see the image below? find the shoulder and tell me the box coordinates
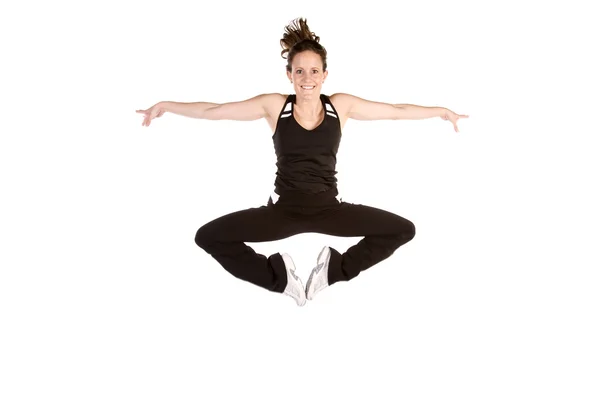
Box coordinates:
[328,93,356,118]
[263,93,291,117]
[258,92,288,105]
[329,92,355,105]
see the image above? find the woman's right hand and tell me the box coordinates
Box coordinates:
[136,103,166,127]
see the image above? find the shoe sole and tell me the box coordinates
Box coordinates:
[306,246,330,300]
[281,253,306,306]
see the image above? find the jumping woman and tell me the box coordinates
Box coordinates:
[136,17,468,306]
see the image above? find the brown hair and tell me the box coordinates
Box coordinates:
[280,17,328,73]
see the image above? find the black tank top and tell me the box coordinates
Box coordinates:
[272,94,342,195]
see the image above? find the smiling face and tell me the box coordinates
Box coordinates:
[287,50,328,98]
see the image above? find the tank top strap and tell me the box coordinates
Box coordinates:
[278,93,338,120]
[322,94,339,120]
[278,94,294,120]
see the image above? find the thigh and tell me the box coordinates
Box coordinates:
[307,201,415,237]
[195,203,305,243]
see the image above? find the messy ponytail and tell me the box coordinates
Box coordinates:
[280,17,328,73]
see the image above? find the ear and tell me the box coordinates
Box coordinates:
[287,70,292,82]
[323,70,328,81]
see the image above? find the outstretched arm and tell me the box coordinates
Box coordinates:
[136,94,275,127]
[333,93,469,132]
[395,103,469,132]
[393,103,445,120]
[136,101,219,127]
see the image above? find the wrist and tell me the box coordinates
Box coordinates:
[158,101,170,111]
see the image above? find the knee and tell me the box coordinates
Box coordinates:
[397,220,416,243]
[194,225,212,249]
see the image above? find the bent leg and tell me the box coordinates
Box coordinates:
[195,204,304,293]
[308,202,416,284]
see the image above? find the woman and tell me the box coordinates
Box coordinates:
[136,17,468,306]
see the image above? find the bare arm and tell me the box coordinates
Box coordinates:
[159,101,219,119]
[137,94,276,127]
[392,103,445,120]
[333,93,444,120]
[329,93,467,132]
[160,93,274,121]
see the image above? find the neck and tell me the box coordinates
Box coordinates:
[294,93,322,117]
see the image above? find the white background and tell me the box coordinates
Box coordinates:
[1,0,599,399]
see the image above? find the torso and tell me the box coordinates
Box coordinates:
[264,93,349,134]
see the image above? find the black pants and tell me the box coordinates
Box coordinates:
[194,187,416,293]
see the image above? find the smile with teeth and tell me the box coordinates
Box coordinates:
[301,85,315,90]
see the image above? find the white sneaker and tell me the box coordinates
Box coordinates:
[281,253,307,306]
[306,246,330,300]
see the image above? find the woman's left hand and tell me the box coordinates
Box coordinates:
[441,108,469,132]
